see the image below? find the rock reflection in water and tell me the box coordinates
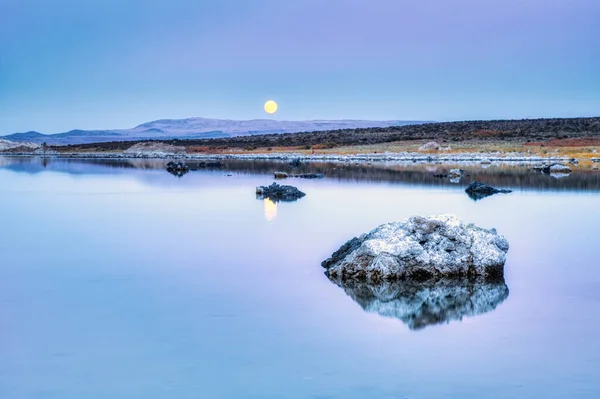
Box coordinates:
[332,277,509,330]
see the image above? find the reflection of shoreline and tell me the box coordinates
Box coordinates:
[2,156,600,191]
[263,198,277,221]
[332,277,509,330]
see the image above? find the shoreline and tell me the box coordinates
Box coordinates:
[0,151,580,164]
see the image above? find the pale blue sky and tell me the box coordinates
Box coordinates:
[1,0,599,134]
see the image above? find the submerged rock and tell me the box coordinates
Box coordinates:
[322,215,509,282]
[333,277,509,330]
[465,181,512,201]
[256,182,306,202]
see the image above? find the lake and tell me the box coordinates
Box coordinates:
[1,156,599,399]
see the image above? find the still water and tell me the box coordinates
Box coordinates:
[1,157,599,398]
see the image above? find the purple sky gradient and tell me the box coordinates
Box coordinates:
[1,0,599,133]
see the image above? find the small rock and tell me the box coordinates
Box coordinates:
[166,161,190,177]
[449,169,464,178]
[292,173,324,179]
[541,164,572,174]
[256,182,306,202]
[274,172,289,179]
[465,181,512,201]
[569,158,579,165]
[591,158,600,163]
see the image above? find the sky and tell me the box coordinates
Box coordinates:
[1,0,599,134]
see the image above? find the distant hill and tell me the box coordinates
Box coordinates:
[50,116,600,153]
[1,118,430,145]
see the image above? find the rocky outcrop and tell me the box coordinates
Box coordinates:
[334,277,509,330]
[256,182,306,202]
[0,139,40,152]
[124,142,187,157]
[418,142,441,151]
[465,181,512,201]
[322,215,509,282]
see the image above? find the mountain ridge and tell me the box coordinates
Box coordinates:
[2,117,430,145]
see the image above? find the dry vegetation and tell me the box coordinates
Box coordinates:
[50,117,600,159]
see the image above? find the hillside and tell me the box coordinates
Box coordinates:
[54,117,600,152]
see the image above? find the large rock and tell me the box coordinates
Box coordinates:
[465,181,512,201]
[322,215,509,282]
[256,182,306,202]
[334,277,509,330]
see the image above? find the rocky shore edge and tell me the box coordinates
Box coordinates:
[0,150,578,165]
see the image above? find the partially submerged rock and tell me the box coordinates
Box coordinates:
[334,276,509,330]
[293,173,324,179]
[541,163,572,175]
[166,161,189,177]
[274,172,323,179]
[256,182,306,202]
[449,168,464,178]
[465,181,512,201]
[322,215,509,282]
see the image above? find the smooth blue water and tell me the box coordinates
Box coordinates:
[1,157,599,398]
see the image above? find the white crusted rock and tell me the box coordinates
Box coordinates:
[322,215,509,281]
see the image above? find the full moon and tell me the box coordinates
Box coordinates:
[264,100,278,114]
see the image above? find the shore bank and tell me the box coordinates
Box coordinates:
[0,151,579,165]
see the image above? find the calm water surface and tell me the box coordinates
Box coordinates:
[1,157,599,399]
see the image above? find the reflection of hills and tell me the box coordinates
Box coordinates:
[1,156,600,191]
[333,277,509,330]
[223,160,600,191]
